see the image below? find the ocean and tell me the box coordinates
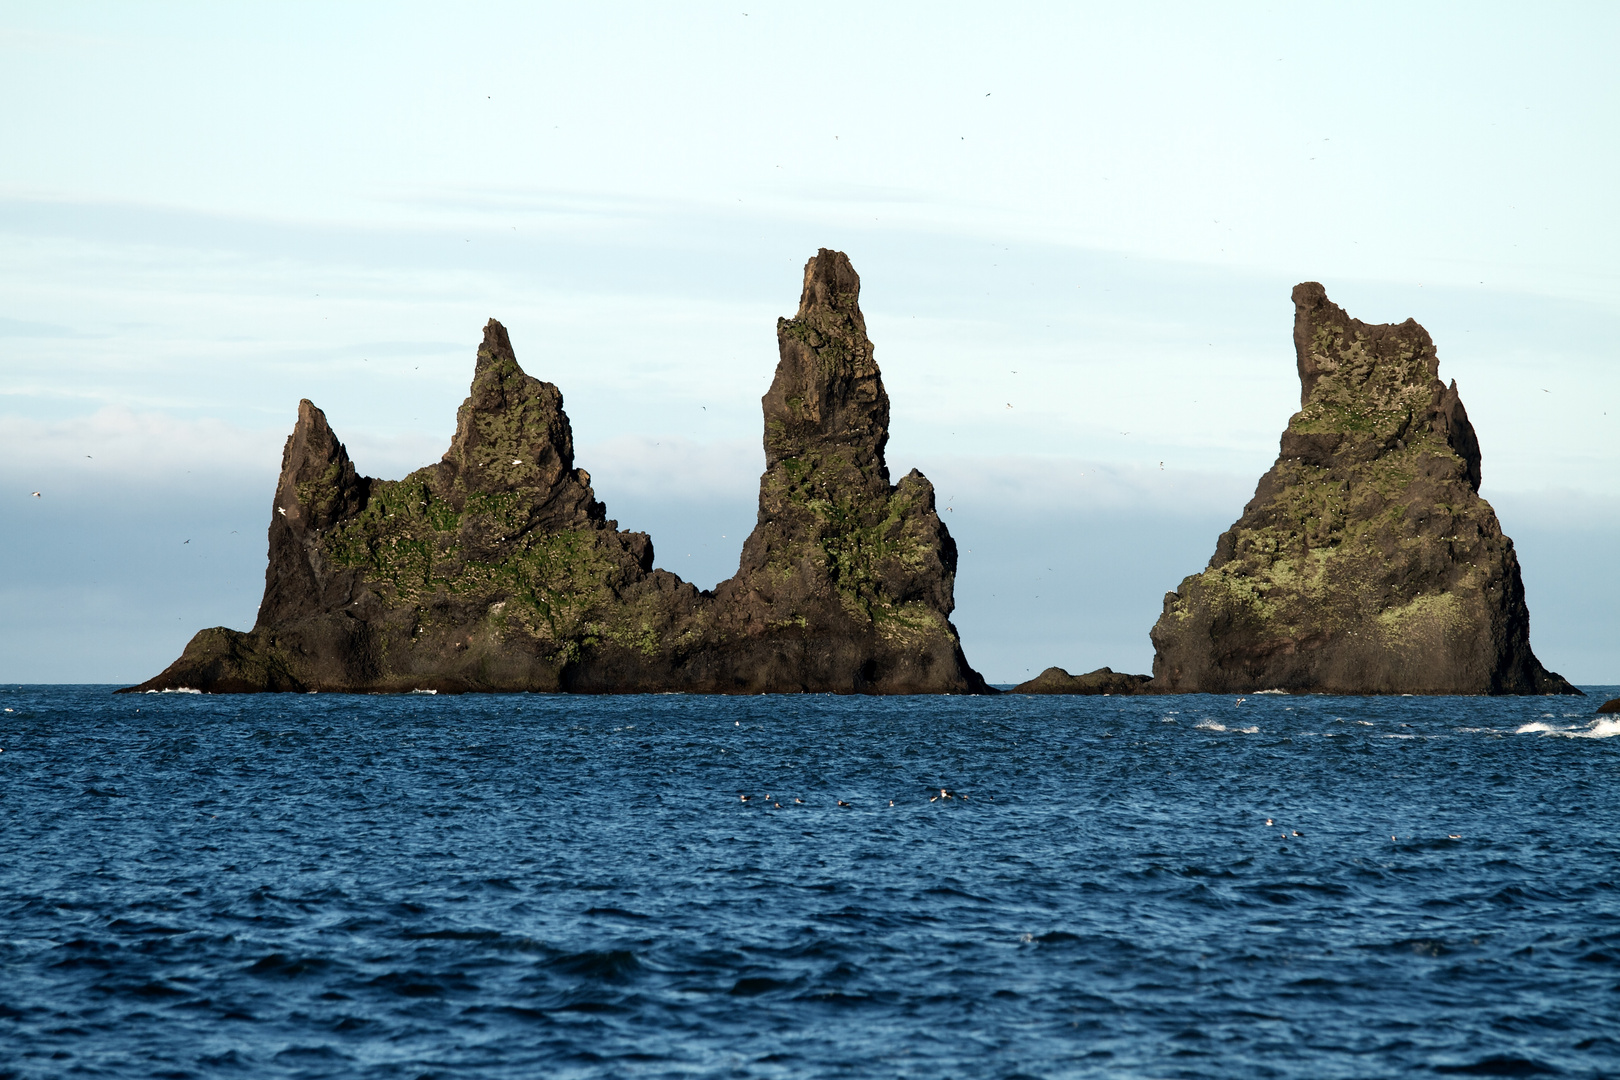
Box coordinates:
[2,685,1617,1078]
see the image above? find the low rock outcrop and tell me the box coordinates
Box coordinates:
[1598,699,1620,714]
[1149,283,1578,696]
[1010,666,1152,695]
[124,250,988,694]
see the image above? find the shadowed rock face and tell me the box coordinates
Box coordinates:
[1149,283,1577,696]
[125,250,988,695]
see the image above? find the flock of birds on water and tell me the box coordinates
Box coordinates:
[739,788,970,810]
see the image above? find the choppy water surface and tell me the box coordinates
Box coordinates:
[2,686,1618,1079]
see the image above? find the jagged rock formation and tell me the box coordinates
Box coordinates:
[1010,666,1152,695]
[1149,283,1578,696]
[125,250,988,694]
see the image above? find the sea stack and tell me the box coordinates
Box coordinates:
[1149,283,1578,696]
[125,250,988,694]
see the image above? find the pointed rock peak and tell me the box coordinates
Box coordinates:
[283,399,345,477]
[464,318,536,412]
[1287,283,1479,482]
[765,249,888,473]
[445,319,579,497]
[1291,282,1437,408]
[476,318,518,377]
[797,248,864,325]
[276,399,364,530]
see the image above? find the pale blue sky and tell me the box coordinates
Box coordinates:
[1,2,1615,683]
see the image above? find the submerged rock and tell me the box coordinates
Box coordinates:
[1010,666,1152,695]
[125,250,988,694]
[1150,283,1578,696]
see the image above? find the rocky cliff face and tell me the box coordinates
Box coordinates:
[125,250,988,694]
[1149,283,1577,696]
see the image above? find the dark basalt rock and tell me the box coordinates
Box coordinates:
[124,250,989,695]
[1598,699,1620,714]
[1010,666,1152,695]
[1149,283,1578,696]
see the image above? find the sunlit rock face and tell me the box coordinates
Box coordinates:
[125,250,988,695]
[1149,283,1578,696]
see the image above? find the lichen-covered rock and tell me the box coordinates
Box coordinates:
[1010,666,1152,695]
[1149,283,1578,696]
[123,249,988,695]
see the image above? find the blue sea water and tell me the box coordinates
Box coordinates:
[1,686,1618,1079]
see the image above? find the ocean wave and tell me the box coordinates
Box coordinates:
[1516,717,1620,739]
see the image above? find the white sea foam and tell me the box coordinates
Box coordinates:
[1515,718,1620,739]
[1252,689,1288,695]
[1194,721,1259,734]
[161,687,202,694]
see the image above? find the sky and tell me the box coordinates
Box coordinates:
[1,2,1615,685]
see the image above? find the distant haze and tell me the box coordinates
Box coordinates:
[1,3,1614,684]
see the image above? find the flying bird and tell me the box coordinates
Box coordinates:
[30,491,40,497]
